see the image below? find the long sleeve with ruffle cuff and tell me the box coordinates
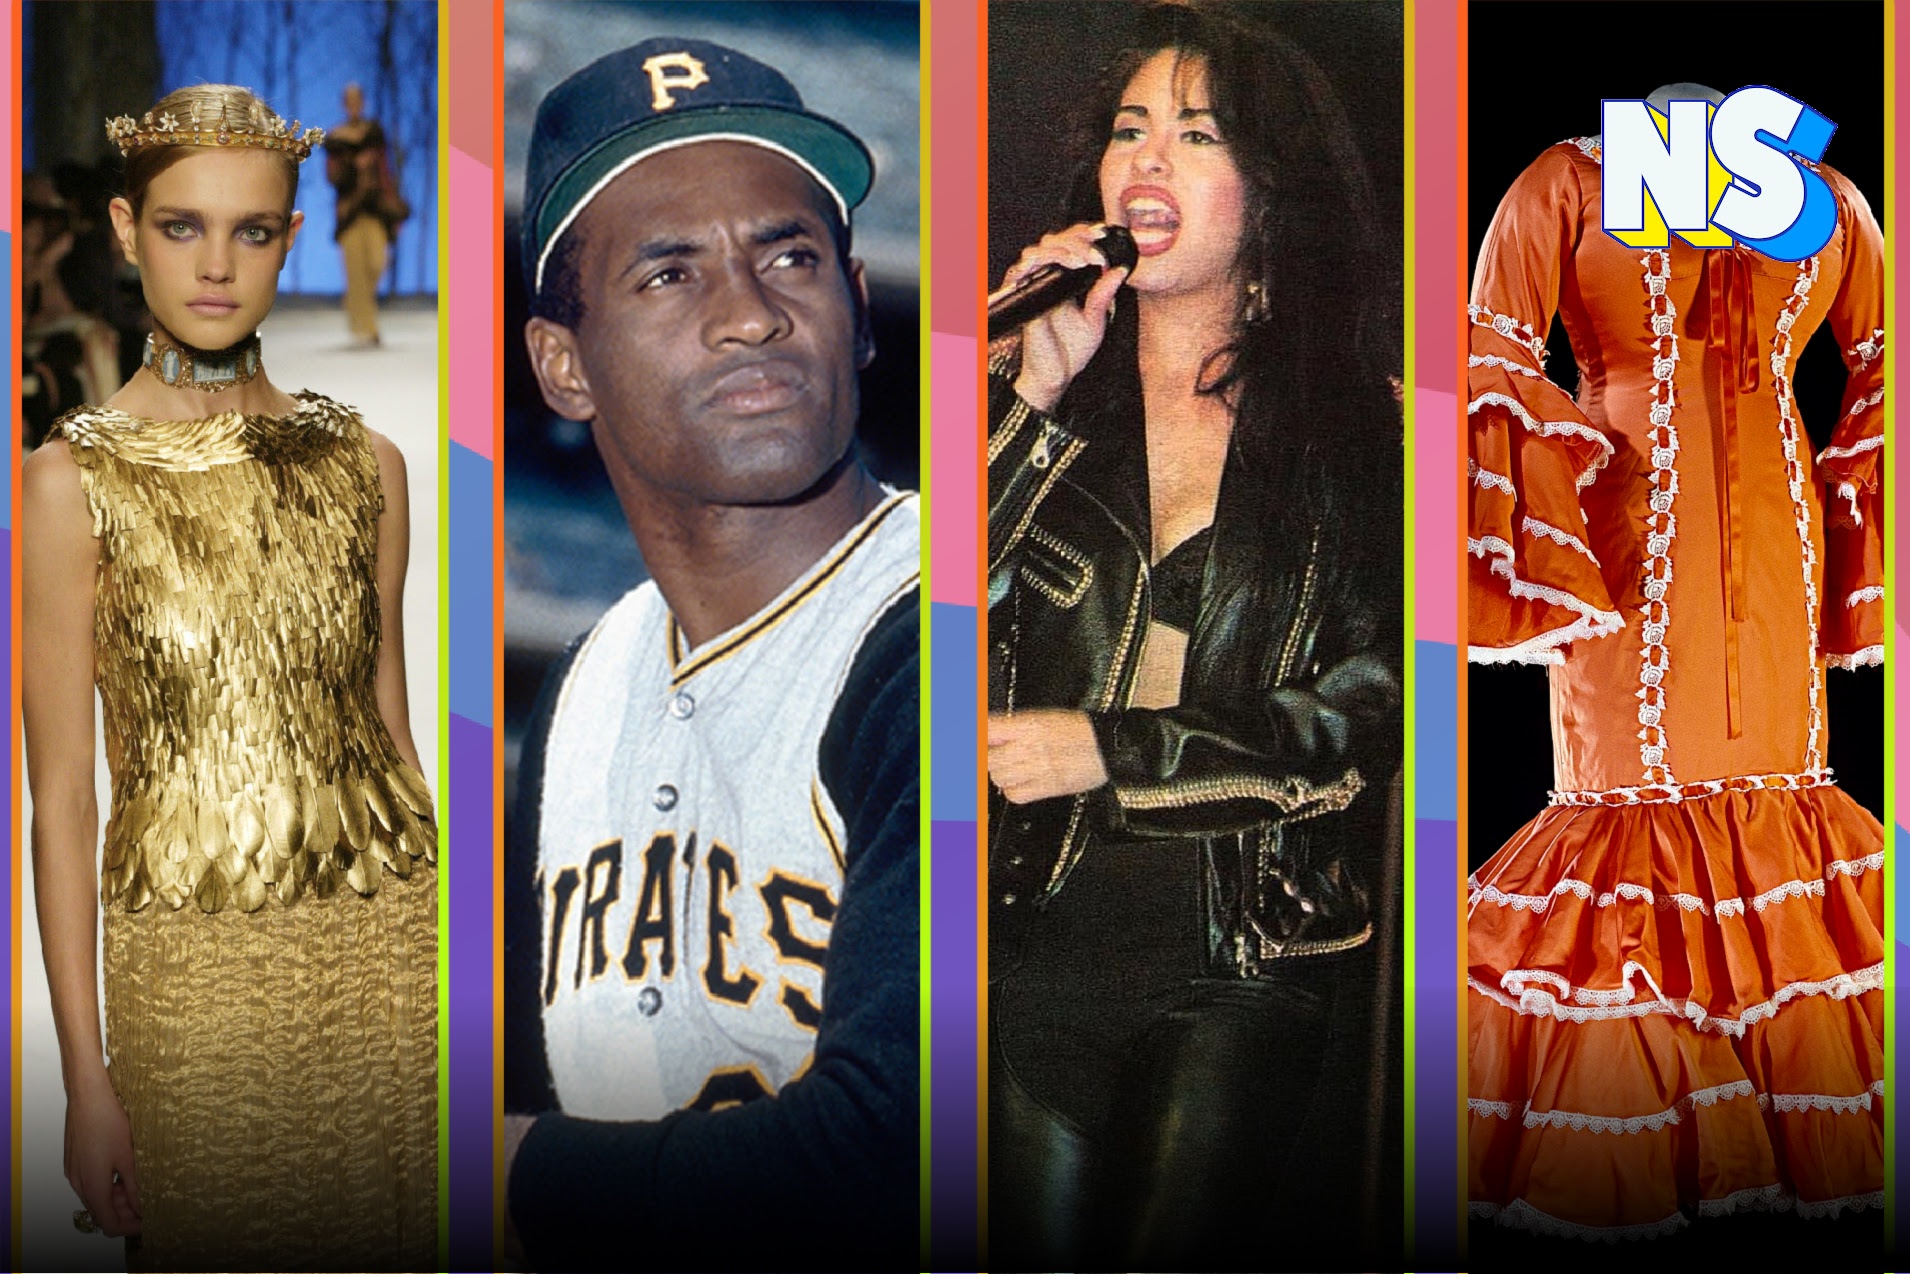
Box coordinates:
[1467,144,1623,667]
[1468,350,1622,665]
[1817,169,1885,670]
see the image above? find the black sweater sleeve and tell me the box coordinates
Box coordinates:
[509,591,921,1271]
[503,637,584,1115]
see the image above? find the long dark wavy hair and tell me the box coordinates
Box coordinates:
[1056,2,1401,691]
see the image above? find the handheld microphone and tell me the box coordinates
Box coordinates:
[986,225,1139,339]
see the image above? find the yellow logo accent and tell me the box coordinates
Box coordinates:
[643,52,711,111]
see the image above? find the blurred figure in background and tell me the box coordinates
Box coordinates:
[24,173,121,446]
[324,81,406,346]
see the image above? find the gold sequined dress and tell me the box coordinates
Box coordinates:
[51,392,438,1270]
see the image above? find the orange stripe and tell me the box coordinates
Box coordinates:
[974,0,993,1251]
[1454,0,1472,1250]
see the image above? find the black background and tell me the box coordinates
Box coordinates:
[1466,3,1885,1266]
[1467,0,1886,865]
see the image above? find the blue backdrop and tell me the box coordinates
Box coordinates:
[24,0,440,296]
[155,0,439,296]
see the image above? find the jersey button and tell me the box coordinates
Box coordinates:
[637,986,662,1016]
[669,692,696,720]
[653,784,678,811]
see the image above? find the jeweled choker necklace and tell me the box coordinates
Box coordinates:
[144,331,263,391]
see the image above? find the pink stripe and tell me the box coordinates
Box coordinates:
[929,0,978,339]
[930,331,979,605]
[1414,3,1457,400]
[1414,2,1459,646]
[1415,387,1459,640]
[447,144,496,459]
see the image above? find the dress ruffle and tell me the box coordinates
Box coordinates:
[1816,192,1885,665]
[1467,347,1622,666]
[1469,787,1884,1238]
[1816,370,1884,665]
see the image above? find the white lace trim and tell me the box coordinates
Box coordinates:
[1844,585,1884,607]
[1468,352,1549,382]
[1766,1078,1886,1115]
[1466,535,1625,665]
[1477,1185,1879,1237]
[1569,135,1603,163]
[1470,1079,1886,1138]
[1548,766,1833,806]
[1522,515,1601,565]
[1827,851,1887,879]
[1634,250,1682,786]
[1818,430,1884,463]
[1744,875,1823,913]
[1474,1197,1687,1243]
[1698,1183,1792,1217]
[1469,303,1549,364]
[1469,959,1884,1037]
[1843,327,1884,372]
[1519,1081,1757,1134]
[1468,456,1516,496]
[1772,256,1826,770]
[1833,387,1886,432]
[1834,480,1862,526]
[1467,391,1614,487]
[1827,644,1884,670]
[1796,1190,1884,1220]
[1467,851,1879,919]
[1470,877,1704,915]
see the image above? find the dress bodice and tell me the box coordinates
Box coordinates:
[1467,140,1885,798]
[52,393,435,912]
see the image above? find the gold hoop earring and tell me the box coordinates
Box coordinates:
[1243,280,1270,325]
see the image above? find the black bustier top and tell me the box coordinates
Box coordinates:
[1149,525,1214,632]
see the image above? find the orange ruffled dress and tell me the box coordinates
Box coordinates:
[1466,138,1885,1240]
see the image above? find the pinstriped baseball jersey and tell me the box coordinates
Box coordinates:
[536,491,919,1120]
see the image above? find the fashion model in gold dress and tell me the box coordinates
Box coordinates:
[22,84,437,1270]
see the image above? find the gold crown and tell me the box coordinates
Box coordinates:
[105,104,323,160]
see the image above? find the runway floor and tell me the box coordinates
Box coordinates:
[19,302,442,1271]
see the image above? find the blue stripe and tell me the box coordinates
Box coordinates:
[1415,640,1457,820]
[448,442,494,726]
[930,602,978,822]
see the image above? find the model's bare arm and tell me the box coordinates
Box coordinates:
[370,430,424,774]
[23,440,141,1236]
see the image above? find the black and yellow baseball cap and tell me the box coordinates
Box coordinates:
[523,37,875,297]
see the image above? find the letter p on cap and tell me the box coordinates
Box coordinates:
[644,52,711,111]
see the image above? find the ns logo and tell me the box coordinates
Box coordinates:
[1601,86,1837,261]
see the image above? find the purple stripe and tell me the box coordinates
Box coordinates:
[1900,935,1907,1228]
[448,711,493,1267]
[1416,817,1459,1261]
[1899,833,1907,1226]
[930,819,979,1266]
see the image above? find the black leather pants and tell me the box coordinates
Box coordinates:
[989,839,1346,1270]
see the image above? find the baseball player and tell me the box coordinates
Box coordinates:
[502,37,919,1270]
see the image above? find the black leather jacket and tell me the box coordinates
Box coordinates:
[987,370,1401,978]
